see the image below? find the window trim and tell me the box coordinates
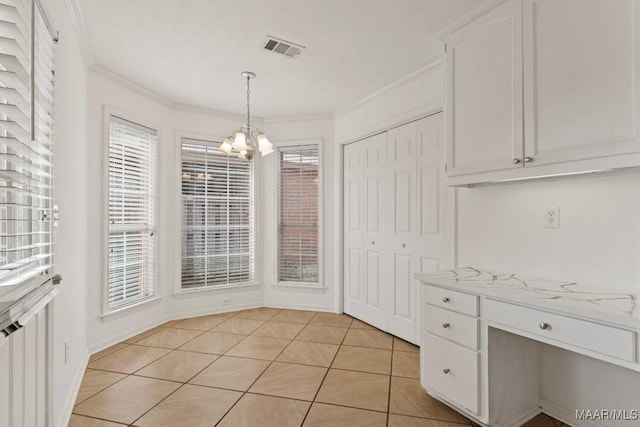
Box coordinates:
[274,139,323,288]
[102,106,160,315]
[173,132,260,295]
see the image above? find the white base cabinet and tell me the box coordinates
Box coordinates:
[343,113,451,344]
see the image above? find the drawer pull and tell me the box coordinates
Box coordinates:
[442,297,450,303]
[442,368,450,374]
[442,322,450,328]
[539,322,550,330]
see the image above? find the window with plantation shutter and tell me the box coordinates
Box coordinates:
[277,144,320,284]
[107,116,157,310]
[0,0,56,294]
[181,138,254,289]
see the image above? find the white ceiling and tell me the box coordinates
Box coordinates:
[79,0,481,118]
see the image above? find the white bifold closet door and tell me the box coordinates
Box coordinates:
[343,113,451,344]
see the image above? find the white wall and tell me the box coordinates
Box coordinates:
[334,60,444,144]
[456,171,640,288]
[86,72,264,352]
[261,117,337,311]
[47,0,90,425]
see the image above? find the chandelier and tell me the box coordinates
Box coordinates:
[219,71,273,159]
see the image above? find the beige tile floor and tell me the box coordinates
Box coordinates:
[70,308,569,427]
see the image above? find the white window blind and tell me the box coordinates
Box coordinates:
[181,138,254,289]
[0,0,56,291]
[107,116,157,309]
[277,144,319,283]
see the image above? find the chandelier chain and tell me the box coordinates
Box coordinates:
[246,74,251,131]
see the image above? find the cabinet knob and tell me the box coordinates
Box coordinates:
[371,241,375,245]
[513,158,521,164]
[525,156,534,163]
[539,322,550,330]
[442,322,450,329]
[442,297,450,303]
[442,368,450,374]
[402,243,406,248]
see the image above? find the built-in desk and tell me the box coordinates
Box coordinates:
[416,268,640,427]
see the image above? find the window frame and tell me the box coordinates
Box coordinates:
[274,139,323,288]
[102,107,160,315]
[174,133,258,294]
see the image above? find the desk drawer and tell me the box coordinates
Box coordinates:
[485,299,636,363]
[423,333,479,414]
[424,304,479,349]
[423,285,479,316]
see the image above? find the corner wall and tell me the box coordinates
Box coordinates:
[47,0,90,425]
[86,71,264,352]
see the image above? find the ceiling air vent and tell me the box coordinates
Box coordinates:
[263,36,305,59]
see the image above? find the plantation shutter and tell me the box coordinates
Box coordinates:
[0,0,56,292]
[107,116,157,309]
[181,138,254,289]
[277,144,319,283]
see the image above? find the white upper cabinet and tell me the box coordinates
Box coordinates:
[445,0,640,183]
[446,0,523,176]
[523,0,640,166]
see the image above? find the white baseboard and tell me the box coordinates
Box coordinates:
[510,406,542,427]
[57,350,89,427]
[542,399,604,427]
[88,301,264,355]
[263,301,336,313]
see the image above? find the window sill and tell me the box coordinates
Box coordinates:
[101,296,161,322]
[272,282,327,293]
[173,283,261,298]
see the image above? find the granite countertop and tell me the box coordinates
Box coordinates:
[416,267,640,329]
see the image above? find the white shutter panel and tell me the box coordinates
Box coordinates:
[181,138,254,289]
[277,144,319,283]
[107,116,157,309]
[0,0,56,292]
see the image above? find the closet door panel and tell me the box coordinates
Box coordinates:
[343,143,365,317]
[387,123,418,342]
[362,133,388,328]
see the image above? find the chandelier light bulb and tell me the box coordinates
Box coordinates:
[232,131,247,151]
[220,137,233,155]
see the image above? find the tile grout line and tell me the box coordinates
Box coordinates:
[213,308,294,426]
[130,308,285,426]
[299,314,354,426]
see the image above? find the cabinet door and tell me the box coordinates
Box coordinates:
[523,0,640,165]
[343,142,365,319]
[387,123,418,342]
[361,133,389,330]
[446,0,523,176]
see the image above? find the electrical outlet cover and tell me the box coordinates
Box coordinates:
[544,206,559,229]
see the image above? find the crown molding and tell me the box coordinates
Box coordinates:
[63,0,94,67]
[263,113,333,125]
[91,64,256,123]
[333,58,444,119]
[429,0,506,39]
